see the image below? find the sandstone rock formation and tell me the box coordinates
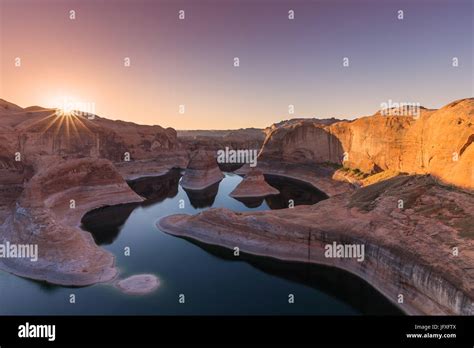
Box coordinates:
[178,128,264,152]
[158,174,474,315]
[230,169,279,198]
[178,128,264,171]
[180,150,224,190]
[0,156,143,286]
[0,98,183,164]
[0,99,188,287]
[259,98,474,190]
[236,161,354,197]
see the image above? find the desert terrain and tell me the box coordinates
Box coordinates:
[0,97,472,315]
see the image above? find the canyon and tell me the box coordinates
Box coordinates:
[0,97,472,315]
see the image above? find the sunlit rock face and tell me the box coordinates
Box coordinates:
[259,98,474,190]
[180,150,224,190]
[230,169,279,198]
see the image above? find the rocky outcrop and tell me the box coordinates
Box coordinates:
[230,169,279,198]
[236,161,354,197]
[0,157,143,286]
[180,150,224,190]
[158,175,474,315]
[259,98,474,190]
[0,99,187,287]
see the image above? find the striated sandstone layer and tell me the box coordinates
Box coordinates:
[158,175,474,315]
[0,157,143,286]
[180,150,224,190]
[259,98,474,190]
[230,169,279,198]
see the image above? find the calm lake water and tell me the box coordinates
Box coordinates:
[0,171,402,315]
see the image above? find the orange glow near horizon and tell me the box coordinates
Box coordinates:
[1,0,472,130]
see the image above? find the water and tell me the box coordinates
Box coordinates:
[0,171,402,315]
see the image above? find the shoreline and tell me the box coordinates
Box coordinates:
[156,174,474,316]
[157,213,411,315]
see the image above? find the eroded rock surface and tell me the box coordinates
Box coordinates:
[0,157,143,286]
[180,150,224,190]
[260,98,474,190]
[0,99,185,286]
[230,169,279,198]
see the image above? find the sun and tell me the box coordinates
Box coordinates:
[55,106,75,117]
[53,96,78,117]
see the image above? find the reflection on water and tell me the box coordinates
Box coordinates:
[183,181,221,208]
[128,169,181,204]
[82,171,329,246]
[265,174,328,208]
[0,171,403,315]
[231,174,328,209]
[183,237,403,315]
[76,171,402,315]
[232,196,265,208]
[81,202,139,245]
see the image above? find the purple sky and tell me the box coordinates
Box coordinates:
[1,0,472,129]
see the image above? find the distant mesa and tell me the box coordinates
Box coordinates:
[230,169,280,198]
[180,149,224,190]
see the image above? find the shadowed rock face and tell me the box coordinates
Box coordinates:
[259,98,474,190]
[230,169,279,198]
[158,175,474,315]
[180,150,224,190]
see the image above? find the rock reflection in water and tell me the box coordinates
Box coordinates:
[79,172,402,315]
[180,237,404,315]
[232,196,265,208]
[127,169,182,205]
[183,181,220,209]
[82,169,182,245]
[81,202,140,245]
[231,174,328,209]
[264,174,328,209]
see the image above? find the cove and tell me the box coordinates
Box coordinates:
[0,170,402,315]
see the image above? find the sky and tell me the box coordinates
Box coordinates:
[0,0,472,129]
